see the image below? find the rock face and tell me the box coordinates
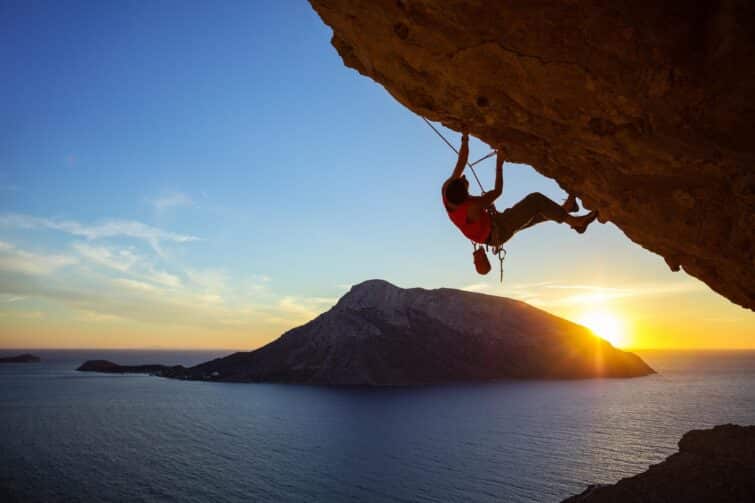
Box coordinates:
[165,280,653,385]
[563,424,755,503]
[308,1,755,310]
[77,360,181,374]
[0,353,40,363]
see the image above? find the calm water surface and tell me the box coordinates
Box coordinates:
[1,349,754,502]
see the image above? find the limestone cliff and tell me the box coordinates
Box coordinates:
[308,0,755,310]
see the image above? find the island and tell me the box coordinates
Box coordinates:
[76,281,654,385]
[0,353,41,363]
[562,424,755,503]
[162,279,654,385]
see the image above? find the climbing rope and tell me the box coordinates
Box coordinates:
[421,117,493,193]
[423,117,508,283]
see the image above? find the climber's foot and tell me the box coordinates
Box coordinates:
[571,211,598,234]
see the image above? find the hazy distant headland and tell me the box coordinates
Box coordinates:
[77,360,182,374]
[81,280,653,385]
[0,353,41,364]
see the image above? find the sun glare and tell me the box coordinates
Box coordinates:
[577,310,627,348]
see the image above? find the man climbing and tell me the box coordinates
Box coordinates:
[441,133,598,248]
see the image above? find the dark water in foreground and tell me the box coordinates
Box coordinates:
[1,350,754,503]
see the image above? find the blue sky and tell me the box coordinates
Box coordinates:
[1,1,752,349]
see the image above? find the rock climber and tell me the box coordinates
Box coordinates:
[441,133,598,247]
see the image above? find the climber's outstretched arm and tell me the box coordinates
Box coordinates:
[448,132,469,180]
[473,150,504,210]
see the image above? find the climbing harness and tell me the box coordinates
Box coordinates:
[423,117,507,283]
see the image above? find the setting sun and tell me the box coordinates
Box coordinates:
[577,311,628,348]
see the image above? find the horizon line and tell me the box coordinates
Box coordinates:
[3,346,755,352]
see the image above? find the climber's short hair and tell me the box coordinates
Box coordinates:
[445,177,469,205]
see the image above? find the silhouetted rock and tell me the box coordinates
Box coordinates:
[562,424,755,503]
[164,280,653,385]
[0,353,40,363]
[308,1,755,310]
[77,360,182,375]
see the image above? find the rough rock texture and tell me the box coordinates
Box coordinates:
[308,0,755,310]
[164,280,653,385]
[562,424,755,503]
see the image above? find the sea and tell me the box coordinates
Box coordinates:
[1,349,754,503]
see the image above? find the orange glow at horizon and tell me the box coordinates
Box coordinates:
[577,310,629,348]
[2,280,754,351]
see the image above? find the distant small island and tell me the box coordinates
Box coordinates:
[77,360,183,374]
[0,353,41,364]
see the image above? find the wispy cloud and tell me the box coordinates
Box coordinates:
[507,281,707,307]
[0,310,44,320]
[462,283,493,293]
[543,284,628,291]
[0,275,236,330]
[152,191,193,211]
[74,309,124,323]
[0,241,77,275]
[72,242,139,272]
[0,246,306,338]
[186,268,227,292]
[112,278,158,292]
[0,213,198,254]
[147,269,182,288]
[0,213,338,341]
[0,295,26,303]
[72,241,182,292]
[277,296,337,322]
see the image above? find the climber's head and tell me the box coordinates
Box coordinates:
[445,176,470,205]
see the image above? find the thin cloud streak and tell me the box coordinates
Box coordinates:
[0,260,330,337]
[512,281,708,307]
[0,310,44,320]
[462,283,492,293]
[0,241,77,275]
[71,241,183,291]
[277,296,337,322]
[0,213,198,254]
[73,242,139,272]
[152,191,193,211]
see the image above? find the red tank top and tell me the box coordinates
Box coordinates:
[443,193,492,244]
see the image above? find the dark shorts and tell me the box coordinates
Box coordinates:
[487,207,518,246]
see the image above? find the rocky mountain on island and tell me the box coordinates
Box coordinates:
[563,424,755,503]
[164,280,653,385]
